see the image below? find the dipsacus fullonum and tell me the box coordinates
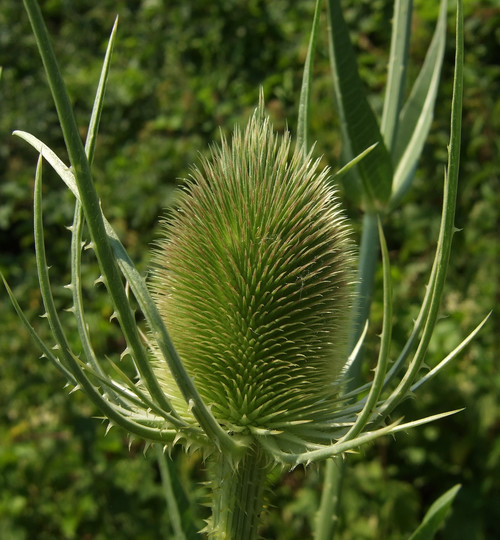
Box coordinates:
[149,98,357,456]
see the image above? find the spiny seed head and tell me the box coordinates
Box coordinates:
[150,98,357,442]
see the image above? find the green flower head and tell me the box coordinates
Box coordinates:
[150,96,357,448]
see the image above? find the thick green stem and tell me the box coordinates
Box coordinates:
[210,446,269,540]
[316,456,344,539]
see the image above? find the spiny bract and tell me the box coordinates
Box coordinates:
[150,99,357,447]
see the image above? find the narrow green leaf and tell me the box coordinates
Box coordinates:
[381,0,413,150]
[345,210,379,385]
[379,0,464,418]
[85,16,118,164]
[326,0,393,207]
[266,409,461,466]
[13,131,77,191]
[391,0,447,203]
[33,157,75,372]
[72,353,203,438]
[390,409,463,434]
[265,420,401,466]
[297,0,322,154]
[411,312,491,392]
[30,160,172,443]
[331,142,377,182]
[70,200,106,377]
[408,484,461,540]
[381,245,439,391]
[69,16,125,404]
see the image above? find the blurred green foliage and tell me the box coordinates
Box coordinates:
[1,0,498,538]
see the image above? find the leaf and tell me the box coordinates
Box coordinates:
[85,15,118,164]
[380,0,413,150]
[411,312,491,392]
[326,0,393,208]
[297,0,322,154]
[378,0,464,420]
[391,0,447,204]
[408,484,461,540]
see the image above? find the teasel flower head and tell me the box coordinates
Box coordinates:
[149,95,357,455]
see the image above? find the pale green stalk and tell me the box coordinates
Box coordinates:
[155,447,186,540]
[210,448,269,540]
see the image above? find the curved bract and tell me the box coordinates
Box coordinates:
[150,100,357,445]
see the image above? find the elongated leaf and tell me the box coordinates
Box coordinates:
[326,0,393,207]
[391,0,447,203]
[33,157,76,372]
[297,0,322,154]
[381,0,413,150]
[408,484,461,540]
[262,409,460,466]
[411,312,491,392]
[331,142,377,182]
[379,0,464,419]
[28,161,174,443]
[69,16,128,405]
[85,16,118,164]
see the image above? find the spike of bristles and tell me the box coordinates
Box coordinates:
[149,96,357,451]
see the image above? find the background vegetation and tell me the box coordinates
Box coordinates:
[1,0,498,538]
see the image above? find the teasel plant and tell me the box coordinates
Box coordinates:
[2,0,490,538]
